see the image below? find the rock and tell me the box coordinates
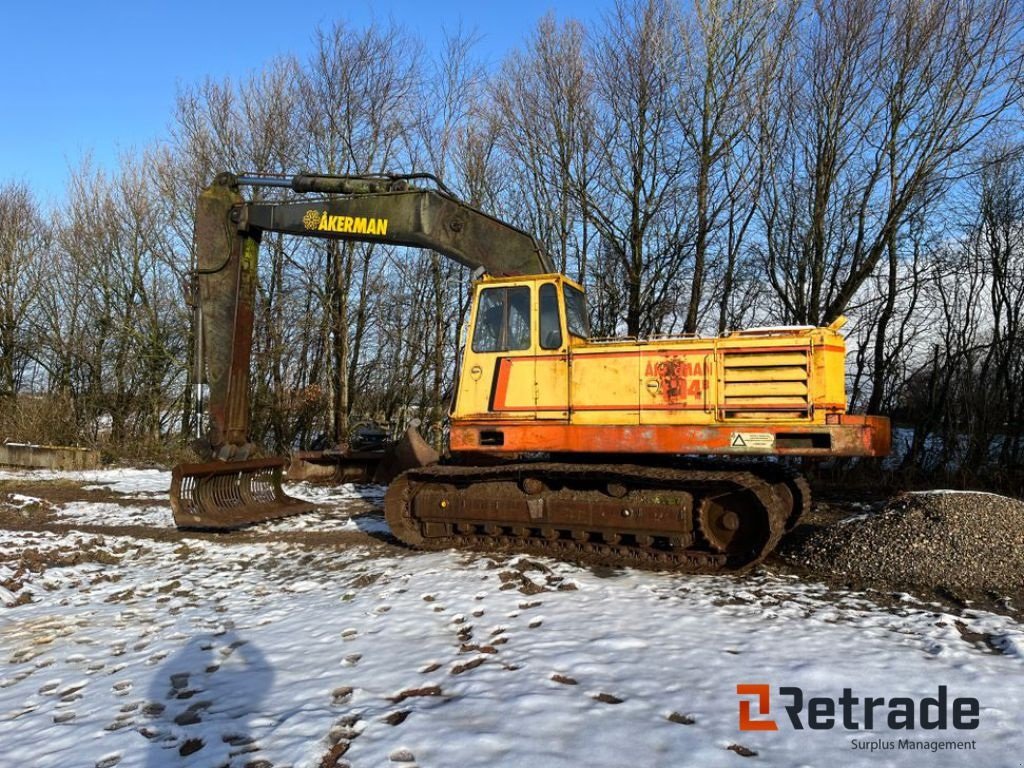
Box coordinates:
[178,738,204,756]
[450,657,485,675]
[331,686,354,704]
[667,711,695,724]
[390,685,442,704]
[382,710,410,726]
[728,744,757,757]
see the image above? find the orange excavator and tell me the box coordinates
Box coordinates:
[171,171,889,572]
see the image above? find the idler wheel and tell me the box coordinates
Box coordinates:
[383,473,424,546]
[696,493,766,555]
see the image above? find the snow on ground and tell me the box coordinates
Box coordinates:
[1,468,1023,767]
[1,467,386,533]
[286,482,387,507]
[262,483,389,534]
[257,509,391,536]
[53,502,175,528]
[0,468,171,499]
[909,489,1014,499]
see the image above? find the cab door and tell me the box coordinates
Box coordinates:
[533,282,569,419]
[455,283,536,420]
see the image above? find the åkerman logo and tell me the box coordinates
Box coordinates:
[302,209,320,230]
[302,209,389,236]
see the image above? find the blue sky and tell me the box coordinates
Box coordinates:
[2,0,600,203]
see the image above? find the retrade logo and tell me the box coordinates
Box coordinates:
[736,684,779,731]
[736,684,980,732]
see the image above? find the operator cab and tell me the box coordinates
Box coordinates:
[452,274,587,421]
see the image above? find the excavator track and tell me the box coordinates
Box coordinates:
[384,463,798,573]
[756,462,812,531]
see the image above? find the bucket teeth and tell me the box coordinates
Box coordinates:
[170,456,314,530]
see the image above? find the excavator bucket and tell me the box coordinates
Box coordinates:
[170,456,314,530]
[373,426,441,485]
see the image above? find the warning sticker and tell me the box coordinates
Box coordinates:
[729,432,776,450]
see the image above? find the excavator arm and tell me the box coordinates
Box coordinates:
[171,172,553,528]
[228,172,553,275]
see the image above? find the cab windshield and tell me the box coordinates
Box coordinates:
[563,284,590,339]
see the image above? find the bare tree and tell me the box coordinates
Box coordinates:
[762,0,1022,331]
[968,148,1024,465]
[494,14,595,280]
[585,0,691,336]
[411,27,489,444]
[678,0,796,333]
[0,182,45,399]
[296,21,422,444]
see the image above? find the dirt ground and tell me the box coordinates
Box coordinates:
[4,471,1021,768]
[0,479,396,551]
[1,475,1020,622]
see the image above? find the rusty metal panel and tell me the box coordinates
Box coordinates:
[0,443,100,471]
[410,485,694,534]
[246,189,552,277]
[533,354,569,418]
[719,348,811,419]
[638,351,711,426]
[194,181,258,448]
[450,418,891,458]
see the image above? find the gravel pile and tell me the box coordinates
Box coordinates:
[782,491,1024,597]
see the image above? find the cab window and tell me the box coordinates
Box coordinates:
[472,286,532,352]
[539,283,563,349]
[563,284,590,338]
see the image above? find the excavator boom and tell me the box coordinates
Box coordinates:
[207,171,552,275]
[174,172,551,528]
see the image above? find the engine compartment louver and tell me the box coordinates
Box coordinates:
[719,349,811,419]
